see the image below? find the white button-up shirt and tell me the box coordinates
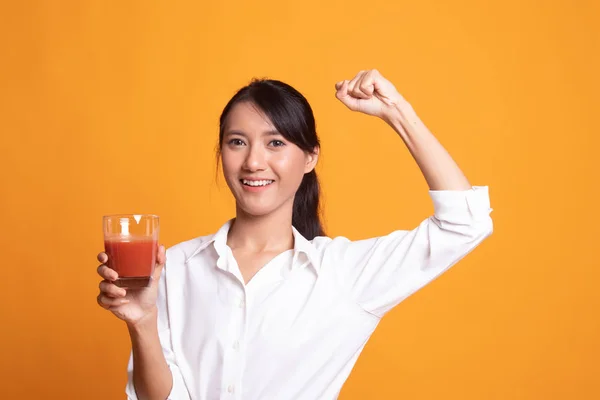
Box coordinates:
[126,186,493,400]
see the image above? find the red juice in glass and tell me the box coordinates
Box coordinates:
[103,214,159,288]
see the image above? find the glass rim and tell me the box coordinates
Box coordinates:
[102,214,159,220]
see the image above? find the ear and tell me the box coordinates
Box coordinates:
[304,146,319,174]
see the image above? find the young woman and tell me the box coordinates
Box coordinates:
[96,69,493,400]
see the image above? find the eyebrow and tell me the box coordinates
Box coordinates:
[224,129,282,138]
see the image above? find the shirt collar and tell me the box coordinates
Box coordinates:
[291,225,320,273]
[185,220,231,263]
[186,219,320,273]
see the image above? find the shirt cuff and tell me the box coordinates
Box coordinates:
[429,185,492,224]
[165,364,191,400]
[126,364,190,400]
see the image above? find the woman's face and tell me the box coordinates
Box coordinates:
[221,101,318,218]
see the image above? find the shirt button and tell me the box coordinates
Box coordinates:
[238,299,245,308]
[233,340,240,351]
[227,384,235,393]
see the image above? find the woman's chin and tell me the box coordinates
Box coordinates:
[234,194,293,219]
[236,204,276,218]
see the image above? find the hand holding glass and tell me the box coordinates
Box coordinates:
[102,214,159,288]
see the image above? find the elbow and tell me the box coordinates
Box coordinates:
[483,215,494,236]
[471,215,493,243]
[430,213,494,242]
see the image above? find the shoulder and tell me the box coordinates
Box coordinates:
[311,232,387,248]
[310,229,411,259]
[165,233,216,265]
[309,234,355,259]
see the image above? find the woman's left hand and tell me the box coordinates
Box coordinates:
[335,69,406,122]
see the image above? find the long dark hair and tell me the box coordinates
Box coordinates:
[217,78,325,240]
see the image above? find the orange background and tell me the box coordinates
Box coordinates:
[1,1,599,399]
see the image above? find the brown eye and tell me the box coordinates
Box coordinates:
[270,140,285,147]
[228,139,245,146]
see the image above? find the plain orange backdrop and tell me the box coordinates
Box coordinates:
[1,1,599,399]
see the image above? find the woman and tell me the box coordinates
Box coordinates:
[96,69,493,400]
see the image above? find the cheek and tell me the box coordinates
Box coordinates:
[272,152,307,185]
[221,150,239,170]
[221,152,240,182]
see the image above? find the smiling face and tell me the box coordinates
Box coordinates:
[221,101,318,218]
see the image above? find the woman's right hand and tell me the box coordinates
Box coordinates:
[96,245,166,326]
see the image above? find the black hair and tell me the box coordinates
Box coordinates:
[217,79,325,240]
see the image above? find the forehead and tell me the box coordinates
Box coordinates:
[224,102,276,134]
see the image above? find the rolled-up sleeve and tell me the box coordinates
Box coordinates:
[333,186,493,318]
[125,255,191,399]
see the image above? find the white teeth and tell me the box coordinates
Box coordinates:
[242,179,274,187]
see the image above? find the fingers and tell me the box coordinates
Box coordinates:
[99,280,127,298]
[336,70,378,100]
[97,252,107,263]
[335,80,349,98]
[97,250,125,309]
[347,70,369,99]
[357,72,376,98]
[97,264,118,281]
[156,244,166,266]
[96,252,116,280]
[152,245,167,280]
[97,293,129,309]
[97,280,129,309]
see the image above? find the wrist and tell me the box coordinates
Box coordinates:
[384,102,424,138]
[126,307,159,336]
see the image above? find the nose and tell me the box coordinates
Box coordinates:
[242,144,267,172]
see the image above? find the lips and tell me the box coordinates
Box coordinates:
[240,179,275,187]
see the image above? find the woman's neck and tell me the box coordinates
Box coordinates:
[227,203,294,253]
